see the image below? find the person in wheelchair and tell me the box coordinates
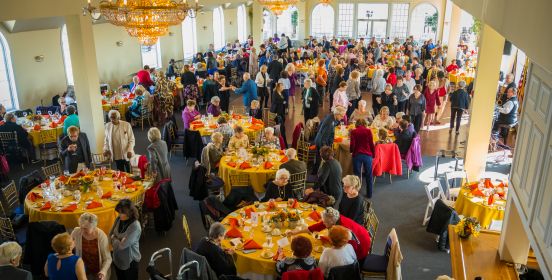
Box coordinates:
[492,87,518,141]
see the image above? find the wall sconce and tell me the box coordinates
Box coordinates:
[169,32,175,36]
[202,26,207,30]
[116,41,124,47]
[34,55,44,62]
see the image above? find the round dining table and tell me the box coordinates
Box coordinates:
[189,114,264,137]
[24,171,147,234]
[102,99,132,118]
[220,201,327,280]
[454,186,505,229]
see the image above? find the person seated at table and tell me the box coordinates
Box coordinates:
[71,213,112,280]
[207,96,222,117]
[62,105,80,135]
[317,146,343,205]
[0,104,6,122]
[275,236,316,277]
[0,112,34,160]
[126,88,145,122]
[318,225,357,278]
[110,199,142,279]
[258,127,280,149]
[201,132,224,174]
[375,128,393,145]
[338,175,364,225]
[261,168,295,202]
[302,187,335,207]
[195,222,237,277]
[45,233,87,280]
[182,99,201,130]
[213,117,233,148]
[377,84,398,116]
[289,207,371,262]
[137,65,155,90]
[249,100,262,120]
[395,119,416,156]
[0,242,32,280]
[349,99,373,124]
[227,125,249,152]
[60,126,92,174]
[58,95,68,115]
[129,76,140,92]
[280,148,307,175]
[371,106,395,129]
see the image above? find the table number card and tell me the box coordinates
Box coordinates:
[277,237,290,247]
[251,212,259,225]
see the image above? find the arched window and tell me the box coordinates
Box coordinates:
[276,6,298,39]
[262,9,275,40]
[0,31,18,110]
[311,4,334,38]
[410,3,439,41]
[182,10,198,60]
[237,5,247,43]
[213,7,225,50]
[61,25,74,86]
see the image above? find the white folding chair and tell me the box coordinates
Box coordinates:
[445,170,468,201]
[423,180,454,226]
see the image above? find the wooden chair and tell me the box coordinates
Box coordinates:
[182,214,192,249]
[0,131,30,169]
[229,173,250,188]
[361,228,402,278]
[42,162,63,178]
[231,106,246,115]
[167,122,184,158]
[289,171,307,200]
[38,129,60,164]
[0,216,16,241]
[423,180,454,226]
[91,153,111,169]
[134,104,152,131]
[297,139,316,170]
[365,207,379,254]
[244,130,260,146]
[266,111,278,127]
[1,181,19,215]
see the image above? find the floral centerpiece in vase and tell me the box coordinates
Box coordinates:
[270,209,287,229]
[252,146,270,162]
[80,175,94,193]
[454,217,481,239]
[287,210,300,228]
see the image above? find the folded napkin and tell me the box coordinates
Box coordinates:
[487,195,495,206]
[267,201,276,211]
[191,120,203,125]
[40,202,52,211]
[58,175,68,183]
[232,114,241,120]
[278,150,285,155]
[319,235,332,245]
[227,162,237,168]
[28,192,43,202]
[467,182,479,190]
[33,124,42,131]
[87,201,103,209]
[251,118,264,125]
[291,200,299,209]
[191,124,205,130]
[123,177,134,184]
[245,207,255,218]
[49,122,58,128]
[225,227,243,238]
[334,137,343,143]
[62,204,78,212]
[101,100,107,105]
[471,188,485,197]
[128,94,136,99]
[123,98,129,102]
[280,156,289,163]
[309,145,317,151]
[309,211,321,222]
[229,217,241,228]
[243,239,262,250]
[209,124,218,129]
[239,162,252,169]
[264,162,274,169]
[101,191,113,199]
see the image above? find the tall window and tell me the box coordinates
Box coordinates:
[390,4,409,39]
[276,6,298,39]
[262,9,275,40]
[213,7,225,50]
[237,5,247,42]
[410,3,438,41]
[357,4,388,39]
[311,4,334,38]
[182,11,197,60]
[61,25,74,86]
[141,42,162,68]
[337,4,354,38]
[0,31,17,110]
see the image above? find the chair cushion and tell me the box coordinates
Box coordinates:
[362,254,387,272]
[41,142,58,149]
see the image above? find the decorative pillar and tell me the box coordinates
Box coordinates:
[64,15,105,153]
[463,24,504,180]
[251,2,263,48]
[499,195,531,264]
[445,3,462,65]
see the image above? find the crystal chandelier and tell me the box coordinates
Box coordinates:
[258,0,297,16]
[84,0,201,46]
[319,0,331,5]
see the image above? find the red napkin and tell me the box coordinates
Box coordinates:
[191,120,203,125]
[209,124,217,129]
[87,201,103,209]
[264,162,274,169]
[58,176,68,183]
[309,211,321,222]
[101,100,107,105]
[484,179,494,189]
[50,122,58,128]
[123,177,134,184]
[40,202,52,211]
[245,207,255,218]
[334,137,343,143]
[227,162,237,168]
[252,118,264,125]
[487,195,495,205]
[467,182,479,190]
[225,227,243,238]
[128,94,136,99]
[319,235,332,245]
[267,201,276,211]
[239,162,252,169]
[62,204,78,212]
[229,218,240,228]
[280,156,289,163]
[28,192,43,202]
[471,188,485,197]
[33,124,42,131]
[123,98,129,102]
[279,150,285,155]
[243,239,262,250]
[44,179,50,185]
[309,145,317,151]
[291,200,299,209]
[101,191,113,199]
[191,124,205,130]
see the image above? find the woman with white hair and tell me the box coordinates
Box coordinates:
[0,242,32,279]
[371,106,395,129]
[286,63,297,108]
[201,132,224,174]
[195,222,237,277]
[349,99,373,123]
[259,127,280,149]
[261,168,295,202]
[301,78,320,124]
[338,175,364,224]
[371,69,386,114]
[255,65,271,109]
[207,96,222,117]
[71,213,112,280]
[146,127,171,181]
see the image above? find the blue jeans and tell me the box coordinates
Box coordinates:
[353,154,373,198]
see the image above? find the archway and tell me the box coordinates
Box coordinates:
[410,3,438,42]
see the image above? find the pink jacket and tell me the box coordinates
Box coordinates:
[405,135,422,171]
[332,89,349,110]
[372,143,403,177]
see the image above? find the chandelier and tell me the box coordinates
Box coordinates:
[258,0,297,16]
[319,0,331,5]
[84,0,201,46]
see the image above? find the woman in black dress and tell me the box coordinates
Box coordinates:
[216,75,232,113]
[195,222,237,277]
[270,82,286,121]
[338,175,364,225]
[262,168,295,202]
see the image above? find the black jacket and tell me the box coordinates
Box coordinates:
[0,121,31,149]
[395,129,416,155]
[449,88,470,110]
[270,91,285,117]
[268,60,283,81]
[181,71,198,86]
[195,238,237,277]
[302,88,320,120]
[0,266,32,280]
[59,132,92,173]
[189,164,208,201]
[261,182,296,202]
[23,221,66,276]
[18,169,46,204]
[153,180,178,232]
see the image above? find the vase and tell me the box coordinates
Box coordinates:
[458,233,471,239]
[288,220,299,229]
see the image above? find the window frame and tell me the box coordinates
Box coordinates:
[213,6,226,50]
[237,5,247,43]
[140,41,162,69]
[60,24,74,86]
[182,10,198,60]
[0,31,18,110]
[311,4,335,38]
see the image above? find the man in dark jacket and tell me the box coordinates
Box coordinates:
[267,55,283,91]
[395,120,416,156]
[59,126,92,173]
[301,78,320,124]
[0,112,34,160]
[449,80,470,134]
[280,148,307,175]
[0,242,32,280]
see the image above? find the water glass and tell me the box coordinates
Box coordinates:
[48,111,53,116]
[37,110,42,115]
[23,112,28,117]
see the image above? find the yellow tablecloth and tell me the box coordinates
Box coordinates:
[454,188,505,229]
[24,174,146,234]
[28,126,63,147]
[220,202,326,276]
[448,73,475,85]
[190,116,264,137]
[218,153,285,194]
[102,101,131,118]
[367,68,377,79]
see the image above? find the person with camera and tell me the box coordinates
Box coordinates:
[60,126,91,173]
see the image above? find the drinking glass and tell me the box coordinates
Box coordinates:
[23,112,27,118]
[37,110,42,115]
[64,170,70,177]
[48,111,53,117]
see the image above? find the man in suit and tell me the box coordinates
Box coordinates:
[0,112,34,160]
[0,242,32,280]
[60,125,92,173]
[280,148,307,175]
[104,110,135,172]
[267,54,283,91]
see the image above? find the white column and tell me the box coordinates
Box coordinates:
[463,24,504,180]
[445,3,462,65]
[499,196,531,264]
[251,3,263,48]
[64,15,105,153]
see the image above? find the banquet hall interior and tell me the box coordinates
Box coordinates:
[0,0,551,279]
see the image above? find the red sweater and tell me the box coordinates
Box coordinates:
[446,64,459,73]
[308,215,371,260]
[386,73,397,87]
[136,69,154,88]
[350,126,375,157]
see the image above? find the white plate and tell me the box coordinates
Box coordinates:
[260,251,274,259]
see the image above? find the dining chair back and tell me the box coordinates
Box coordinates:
[92,153,111,169]
[182,214,192,249]
[445,170,468,200]
[1,181,19,215]
[289,171,307,199]
[0,216,16,241]
[231,106,246,115]
[0,131,29,169]
[266,111,278,127]
[38,129,60,164]
[42,162,63,178]
[423,180,448,226]
[135,103,152,131]
[365,207,379,253]
[229,173,250,188]
[361,228,401,278]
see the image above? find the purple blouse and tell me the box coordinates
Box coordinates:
[182,107,200,129]
[207,104,221,117]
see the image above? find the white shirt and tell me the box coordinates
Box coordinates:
[318,244,357,277]
[372,115,395,129]
[404,79,416,96]
[498,99,515,114]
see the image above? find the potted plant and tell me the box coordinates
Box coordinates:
[454,217,481,239]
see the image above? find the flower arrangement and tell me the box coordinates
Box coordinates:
[454,217,481,238]
[80,175,94,193]
[252,146,270,157]
[270,209,287,223]
[287,210,300,222]
[26,114,43,122]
